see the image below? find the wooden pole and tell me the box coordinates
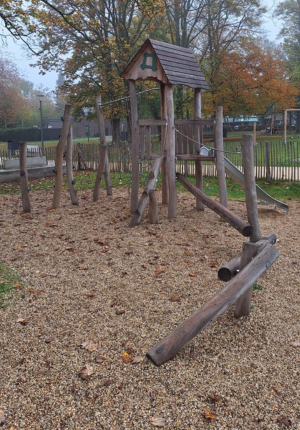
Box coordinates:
[176,173,252,236]
[19,142,31,213]
[147,243,279,366]
[129,80,139,213]
[218,234,276,281]
[52,104,72,209]
[148,190,159,224]
[66,125,79,205]
[242,134,261,242]
[283,109,287,144]
[165,84,177,218]
[129,156,162,227]
[194,88,204,211]
[94,95,112,200]
[215,106,228,208]
[160,83,169,204]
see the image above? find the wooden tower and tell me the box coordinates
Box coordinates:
[121,39,209,217]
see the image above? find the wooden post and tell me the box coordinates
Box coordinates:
[94,95,112,200]
[52,104,72,209]
[242,134,261,242]
[176,173,252,236]
[194,88,204,211]
[146,125,151,160]
[215,106,228,208]
[77,143,87,170]
[148,190,159,224]
[218,233,276,281]
[265,141,270,181]
[129,156,162,227]
[160,83,169,204]
[165,84,177,218]
[19,142,31,213]
[147,243,279,366]
[129,80,140,213]
[66,125,79,205]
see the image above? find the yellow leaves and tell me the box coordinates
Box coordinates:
[122,352,132,363]
[203,410,217,420]
[184,249,189,254]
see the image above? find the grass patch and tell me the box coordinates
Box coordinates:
[0,260,21,308]
[0,171,299,201]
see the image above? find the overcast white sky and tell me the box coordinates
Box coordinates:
[1,0,283,93]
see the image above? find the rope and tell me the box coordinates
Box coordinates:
[99,87,160,107]
[175,128,241,155]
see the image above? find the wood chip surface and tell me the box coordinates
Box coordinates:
[0,189,299,429]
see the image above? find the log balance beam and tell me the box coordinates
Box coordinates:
[146,242,279,366]
[218,234,276,281]
[176,173,252,237]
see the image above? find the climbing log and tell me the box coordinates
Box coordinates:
[19,141,31,213]
[52,104,72,209]
[147,243,279,366]
[218,234,276,281]
[129,156,162,227]
[176,173,252,237]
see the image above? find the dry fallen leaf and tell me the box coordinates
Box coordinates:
[184,249,189,254]
[122,352,132,363]
[277,416,291,427]
[14,284,23,290]
[16,318,30,326]
[116,309,125,315]
[0,409,5,424]
[131,356,143,364]
[150,414,166,427]
[203,410,217,420]
[155,268,164,275]
[95,355,106,364]
[189,273,197,277]
[79,364,94,380]
[27,289,43,294]
[81,341,98,352]
[169,296,181,302]
[290,341,300,348]
[209,260,218,268]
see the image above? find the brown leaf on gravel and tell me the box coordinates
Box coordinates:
[209,260,218,268]
[104,380,114,386]
[290,341,300,347]
[122,353,132,363]
[131,356,143,364]
[79,364,94,380]
[14,284,23,290]
[116,309,125,315]
[189,273,197,277]
[27,289,43,294]
[169,296,181,302]
[184,249,189,254]
[16,318,30,325]
[209,394,221,402]
[86,293,95,298]
[155,268,164,275]
[203,410,217,420]
[277,416,292,427]
[150,414,166,427]
[40,273,47,278]
[0,409,5,424]
[95,356,106,364]
[81,341,98,352]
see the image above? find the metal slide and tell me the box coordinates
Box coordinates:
[222,157,289,214]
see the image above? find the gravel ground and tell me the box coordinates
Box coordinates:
[0,188,299,430]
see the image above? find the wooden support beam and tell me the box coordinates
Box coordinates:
[129,156,162,227]
[19,142,31,213]
[66,125,79,205]
[160,83,168,205]
[194,88,204,211]
[165,84,177,218]
[129,80,140,213]
[215,106,228,208]
[218,234,276,281]
[93,145,107,202]
[52,104,72,209]
[148,190,159,224]
[176,173,252,237]
[147,243,279,366]
[242,134,261,242]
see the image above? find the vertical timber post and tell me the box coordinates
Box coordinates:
[19,141,31,213]
[165,84,177,218]
[129,79,139,213]
[215,106,228,208]
[194,88,204,211]
[283,109,287,144]
[160,82,169,204]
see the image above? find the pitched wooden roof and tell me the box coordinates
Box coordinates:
[121,39,209,90]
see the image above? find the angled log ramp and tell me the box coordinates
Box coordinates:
[129,156,163,227]
[176,172,252,237]
[218,234,276,281]
[147,243,279,366]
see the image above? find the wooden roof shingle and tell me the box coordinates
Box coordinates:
[121,39,209,90]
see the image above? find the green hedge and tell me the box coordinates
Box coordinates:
[0,127,60,142]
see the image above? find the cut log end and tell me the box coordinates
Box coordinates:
[217,267,232,282]
[242,225,253,237]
